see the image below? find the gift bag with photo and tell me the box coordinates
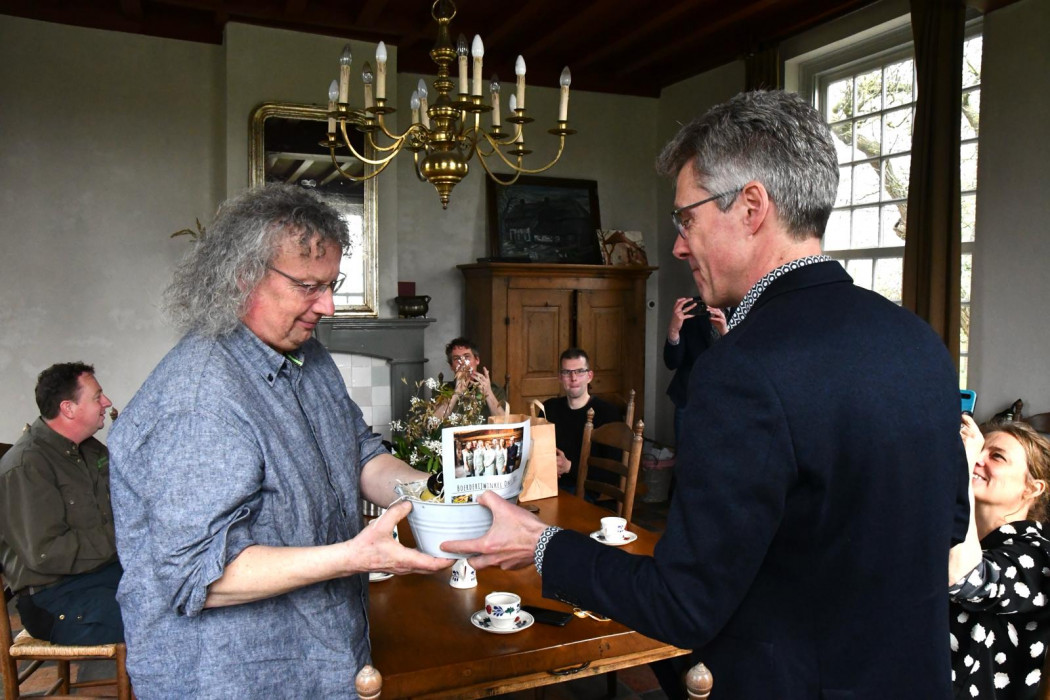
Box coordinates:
[489,405,559,502]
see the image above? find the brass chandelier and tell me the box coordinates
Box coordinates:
[325,0,574,209]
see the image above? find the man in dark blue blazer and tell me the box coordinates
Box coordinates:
[446,91,969,699]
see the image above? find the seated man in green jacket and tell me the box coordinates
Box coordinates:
[0,362,123,645]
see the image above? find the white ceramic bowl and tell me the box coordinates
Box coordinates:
[396,483,513,558]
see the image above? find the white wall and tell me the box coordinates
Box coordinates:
[968,0,1050,420]
[0,16,222,441]
[649,62,746,446]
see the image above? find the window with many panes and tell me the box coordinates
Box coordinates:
[799,22,981,386]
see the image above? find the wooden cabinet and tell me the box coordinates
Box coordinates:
[458,263,655,419]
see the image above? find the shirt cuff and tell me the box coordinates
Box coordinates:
[534,525,563,575]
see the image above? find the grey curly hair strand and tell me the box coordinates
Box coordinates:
[164,184,350,337]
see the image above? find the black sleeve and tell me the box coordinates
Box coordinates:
[664,335,686,370]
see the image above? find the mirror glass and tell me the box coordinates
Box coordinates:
[250,102,378,316]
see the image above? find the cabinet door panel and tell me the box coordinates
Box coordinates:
[577,289,633,406]
[508,289,572,411]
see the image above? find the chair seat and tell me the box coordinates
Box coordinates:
[11,630,119,659]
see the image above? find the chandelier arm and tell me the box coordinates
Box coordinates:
[374,114,419,143]
[363,129,405,154]
[474,132,567,175]
[328,148,395,182]
[474,151,524,186]
[412,150,428,182]
[336,123,405,166]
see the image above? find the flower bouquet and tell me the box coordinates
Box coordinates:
[390,376,486,474]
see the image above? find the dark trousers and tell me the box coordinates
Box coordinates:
[17,561,124,645]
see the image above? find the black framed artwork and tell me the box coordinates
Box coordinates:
[487,175,603,264]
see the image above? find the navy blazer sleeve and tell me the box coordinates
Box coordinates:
[543,348,792,649]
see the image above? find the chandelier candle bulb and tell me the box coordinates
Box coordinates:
[490,75,501,127]
[515,55,526,110]
[508,94,523,144]
[410,91,420,125]
[417,78,430,129]
[361,61,374,110]
[338,44,352,103]
[327,80,338,132]
[457,34,469,95]
[375,41,387,100]
[471,35,484,96]
[558,67,571,121]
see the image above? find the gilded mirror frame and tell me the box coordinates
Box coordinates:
[249,102,378,317]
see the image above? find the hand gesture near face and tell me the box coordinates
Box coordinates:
[708,306,728,336]
[960,414,985,475]
[471,366,495,399]
[668,297,701,341]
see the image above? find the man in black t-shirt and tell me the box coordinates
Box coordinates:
[541,348,620,491]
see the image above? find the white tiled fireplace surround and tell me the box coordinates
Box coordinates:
[316,317,434,442]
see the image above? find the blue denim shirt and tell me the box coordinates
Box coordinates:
[109,324,385,698]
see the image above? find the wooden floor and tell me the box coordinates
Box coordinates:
[5,499,671,698]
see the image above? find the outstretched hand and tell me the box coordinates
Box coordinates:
[440,491,548,570]
[357,500,454,575]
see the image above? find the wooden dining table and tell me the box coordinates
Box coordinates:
[358,493,692,699]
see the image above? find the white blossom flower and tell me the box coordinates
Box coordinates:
[424,377,440,390]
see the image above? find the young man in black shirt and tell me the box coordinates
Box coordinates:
[541,348,620,491]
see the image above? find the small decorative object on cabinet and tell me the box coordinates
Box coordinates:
[458,262,655,419]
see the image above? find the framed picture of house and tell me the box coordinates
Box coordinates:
[487,176,603,264]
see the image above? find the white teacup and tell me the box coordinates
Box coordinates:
[484,591,522,630]
[600,516,627,542]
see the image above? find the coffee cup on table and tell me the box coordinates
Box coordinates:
[600,516,627,542]
[484,591,521,630]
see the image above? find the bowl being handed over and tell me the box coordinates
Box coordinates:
[395,483,502,558]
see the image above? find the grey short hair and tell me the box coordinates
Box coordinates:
[165,183,350,336]
[656,90,839,240]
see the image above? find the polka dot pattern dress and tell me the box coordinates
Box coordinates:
[950,521,1050,699]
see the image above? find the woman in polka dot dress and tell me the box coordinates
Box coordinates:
[949,418,1050,699]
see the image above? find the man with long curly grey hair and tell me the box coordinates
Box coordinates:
[109,184,450,698]
[445,91,968,699]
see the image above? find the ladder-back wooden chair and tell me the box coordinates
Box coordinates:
[575,409,645,526]
[1,573,132,700]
